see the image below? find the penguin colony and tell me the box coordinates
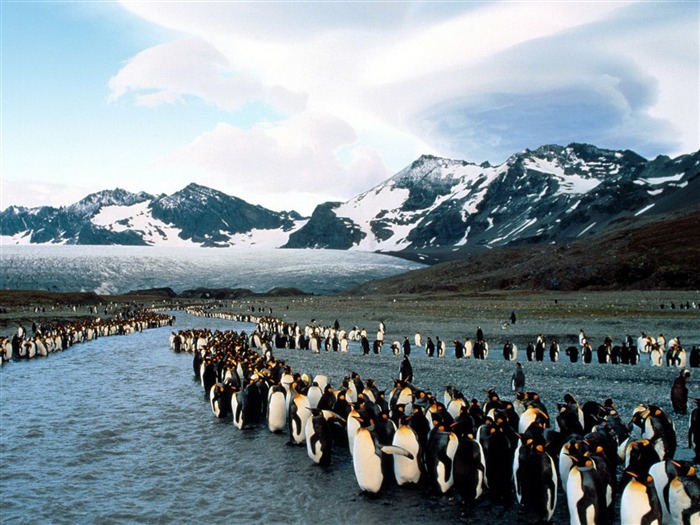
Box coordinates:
[174,321,700,525]
[186,307,698,369]
[0,310,175,365]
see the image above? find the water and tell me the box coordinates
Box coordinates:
[0,312,465,525]
[0,246,424,295]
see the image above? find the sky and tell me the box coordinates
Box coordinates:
[1,1,698,216]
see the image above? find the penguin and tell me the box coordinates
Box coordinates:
[317,384,337,412]
[352,416,414,494]
[210,383,232,419]
[514,439,558,522]
[480,421,515,503]
[668,472,700,525]
[408,405,431,452]
[392,416,423,486]
[267,384,287,433]
[307,381,323,409]
[452,432,485,504]
[566,454,607,525]
[346,404,366,455]
[312,374,328,391]
[231,387,247,430]
[559,436,587,493]
[243,379,264,424]
[649,459,696,524]
[306,409,344,466]
[519,405,549,434]
[288,392,312,445]
[689,398,700,463]
[630,404,677,461]
[620,469,663,525]
[446,389,467,422]
[424,422,459,494]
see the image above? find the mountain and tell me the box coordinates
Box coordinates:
[2,144,698,255]
[284,143,700,261]
[1,183,305,247]
[342,209,700,293]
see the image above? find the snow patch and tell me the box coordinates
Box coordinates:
[577,222,597,237]
[636,173,685,185]
[635,203,655,216]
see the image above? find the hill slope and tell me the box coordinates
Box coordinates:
[345,209,700,293]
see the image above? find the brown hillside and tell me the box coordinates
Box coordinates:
[348,210,700,293]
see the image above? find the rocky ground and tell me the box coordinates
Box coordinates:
[2,288,699,523]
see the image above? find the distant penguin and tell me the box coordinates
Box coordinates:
[267,384,287,433]
[620,470,663,525]
[352,416,413,493]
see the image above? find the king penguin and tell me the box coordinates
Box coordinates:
[620,469,663,525]
[352,416,414,494]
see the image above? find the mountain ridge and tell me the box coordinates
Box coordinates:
[2,143,698,261]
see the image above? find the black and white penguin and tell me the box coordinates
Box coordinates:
[267,384,287,433]
[231,387,247,429]
[668,472,700,524]
[514,439,558,522]
[306,409,344,466]
[392,416,423,486]
[480,421,515,503]
[620,469,663,525]
[649,459,696,524]
[289,392,312,445]
[424,422,459,494]
[630,404,677,460]
[559,436,587,493]
[452,432,485,504]
[210,383,232,419]
[307,381,323,409]
[689,398,700,463]
[566,454,607,525]
[352,416,413,494]
[316,384,337,412]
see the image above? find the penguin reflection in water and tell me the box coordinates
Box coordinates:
[352,416,414,494]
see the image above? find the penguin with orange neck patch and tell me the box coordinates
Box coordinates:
[351,415,413,494]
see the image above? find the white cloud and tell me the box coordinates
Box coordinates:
[110,0,697,199]
[1,179,97,211]
[158,112,392,210]
[109,37,306,114]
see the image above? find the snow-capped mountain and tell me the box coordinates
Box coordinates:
[284,143,700,255]
[2,144,698,254]
[1,183,304,248]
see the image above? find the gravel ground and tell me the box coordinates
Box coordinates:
[3,289,699,523]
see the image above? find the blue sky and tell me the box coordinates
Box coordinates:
[2,1,698,215]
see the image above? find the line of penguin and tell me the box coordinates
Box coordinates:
[173,327,700,525]
[184,307,698,370]
[0,310,175,365]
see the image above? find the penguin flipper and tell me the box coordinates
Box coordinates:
[380,445,414,460]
